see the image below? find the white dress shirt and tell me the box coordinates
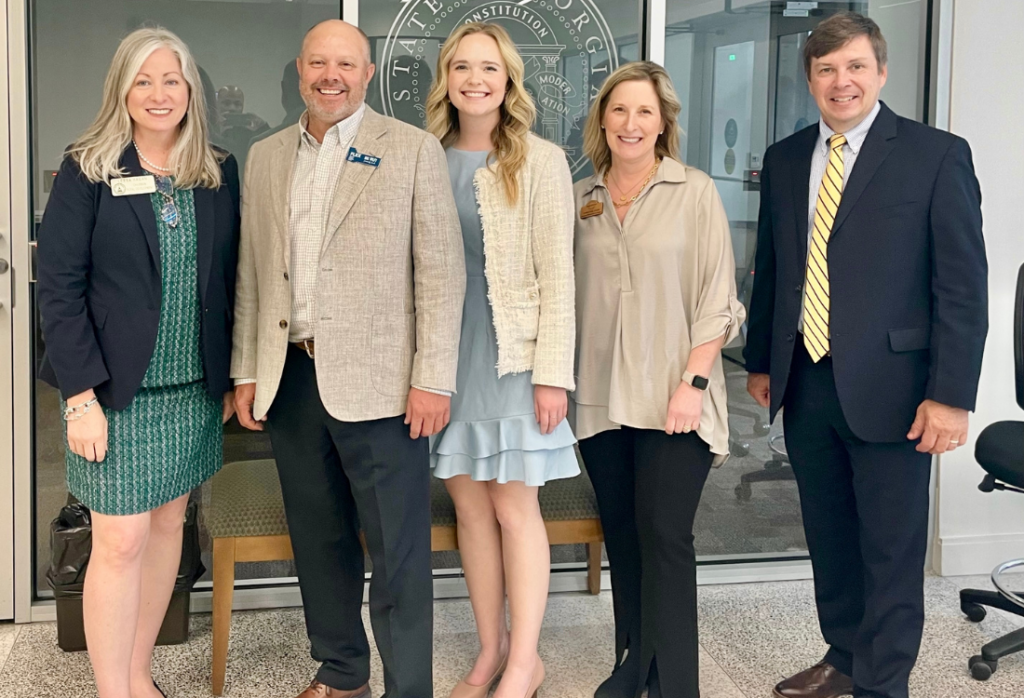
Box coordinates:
[799,100,881,331]
[288,104,366,341]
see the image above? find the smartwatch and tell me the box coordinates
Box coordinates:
[682,370,709,391]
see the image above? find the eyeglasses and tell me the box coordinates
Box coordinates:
[155,175,179,228]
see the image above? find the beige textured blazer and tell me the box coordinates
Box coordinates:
[474,133,576,390]
[231,107,466,422]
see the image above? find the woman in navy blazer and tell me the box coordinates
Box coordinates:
[36,27,239,698]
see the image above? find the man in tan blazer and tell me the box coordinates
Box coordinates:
[231,20,465,698]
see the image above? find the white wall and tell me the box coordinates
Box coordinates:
[936,0,1024,575]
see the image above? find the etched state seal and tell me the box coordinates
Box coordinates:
[381,0,619,175]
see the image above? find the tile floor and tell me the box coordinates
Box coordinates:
[0,575,1021,698]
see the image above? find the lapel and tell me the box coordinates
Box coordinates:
[269,126,301,271]
[119,146,161,273]
[193,184,216,305]
[321,108,389,256]
[789,125,819,263]
[830,102,899,239]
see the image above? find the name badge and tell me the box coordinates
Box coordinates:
[346,147,381,167]
[580,200,603,219]
[109,175,157,197]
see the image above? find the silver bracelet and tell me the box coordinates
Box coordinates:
[63,397,98,422]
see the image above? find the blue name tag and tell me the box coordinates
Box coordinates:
[347,147,381,167]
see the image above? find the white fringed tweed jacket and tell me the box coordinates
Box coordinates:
[473,133,576,391]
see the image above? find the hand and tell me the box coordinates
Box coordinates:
[665,381,703,435]
[222,391,236,425]
[534,385,568,435]
[66,391,108,463]
[405,387,451,439]
[747,372,771,408]
[907,399,969,455]
[233,383,265,431]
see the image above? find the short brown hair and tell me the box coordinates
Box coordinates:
[582,61,682,176]
[804,11,887,79]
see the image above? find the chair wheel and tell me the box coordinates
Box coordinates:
[962,602,987,622]
[969,655,997,680]
[735,483,752,502]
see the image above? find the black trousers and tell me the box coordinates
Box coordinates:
[578,427,713,698]
[783,342,932,698]
[266,346,433,698]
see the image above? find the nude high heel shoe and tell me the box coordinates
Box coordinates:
[524,658,545,698]
[450,653,509,698]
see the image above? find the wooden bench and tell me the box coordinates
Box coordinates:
[207,458,604,696]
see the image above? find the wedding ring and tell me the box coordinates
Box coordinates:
[682,426,691,433]
[949,440,959,445]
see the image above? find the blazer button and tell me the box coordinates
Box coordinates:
[786,333,794,342]
[280,320,288,329]
[284,272,289,281]
[794,284,802,293]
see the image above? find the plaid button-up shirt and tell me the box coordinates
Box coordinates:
[287,104,366,342]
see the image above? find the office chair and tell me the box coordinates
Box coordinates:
[959,262,1024,681]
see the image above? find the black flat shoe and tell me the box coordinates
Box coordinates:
[594,656,640,698]
[594,656,661,698]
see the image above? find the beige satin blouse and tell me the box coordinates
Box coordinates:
[572,157,745,465]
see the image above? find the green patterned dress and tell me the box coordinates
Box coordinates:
[65,179,223,515]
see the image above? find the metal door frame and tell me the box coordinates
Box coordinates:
[8,0,33,623]
[0,0,17,623]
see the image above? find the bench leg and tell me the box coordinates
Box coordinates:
[212,537,236,696]
[587,542,603,595]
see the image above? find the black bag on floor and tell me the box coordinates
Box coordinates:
[47,500,206,652]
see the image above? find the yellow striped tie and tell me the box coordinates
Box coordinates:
[803,133,847,362]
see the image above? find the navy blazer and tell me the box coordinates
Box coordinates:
[37,146,241,411]
[744,102,988,443]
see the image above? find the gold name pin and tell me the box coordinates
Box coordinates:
[580,200,603,219]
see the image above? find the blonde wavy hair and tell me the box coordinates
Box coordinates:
[425,22,536,205]
[68,27,222,189]
[583,61,682,176]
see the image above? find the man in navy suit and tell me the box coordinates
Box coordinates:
[745,12,987,698]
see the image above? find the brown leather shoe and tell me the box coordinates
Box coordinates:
[295,679,370,698]
[772,661,853,698]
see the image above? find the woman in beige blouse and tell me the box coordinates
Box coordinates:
[573,62,744,698]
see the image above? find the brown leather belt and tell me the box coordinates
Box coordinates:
[293,339,315,358]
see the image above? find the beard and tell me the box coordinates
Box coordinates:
[302,81,366,124]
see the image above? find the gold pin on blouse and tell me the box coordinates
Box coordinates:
[580,200,604,219]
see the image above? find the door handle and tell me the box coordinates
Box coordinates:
[29,240,37,283]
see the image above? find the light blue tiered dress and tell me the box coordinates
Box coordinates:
[429,148,579,486]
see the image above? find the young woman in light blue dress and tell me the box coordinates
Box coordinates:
[425,21,578,698]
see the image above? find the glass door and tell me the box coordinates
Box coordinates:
[27,0,342,600]
[359,0,641,182]
[1,0,15,621]
[664,0,933,562]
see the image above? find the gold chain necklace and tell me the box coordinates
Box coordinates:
[607,159,661,208]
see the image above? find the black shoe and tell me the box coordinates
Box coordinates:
[596,651,650,698]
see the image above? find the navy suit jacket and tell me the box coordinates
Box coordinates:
[744,102,987,443]
[37,146,241,411]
